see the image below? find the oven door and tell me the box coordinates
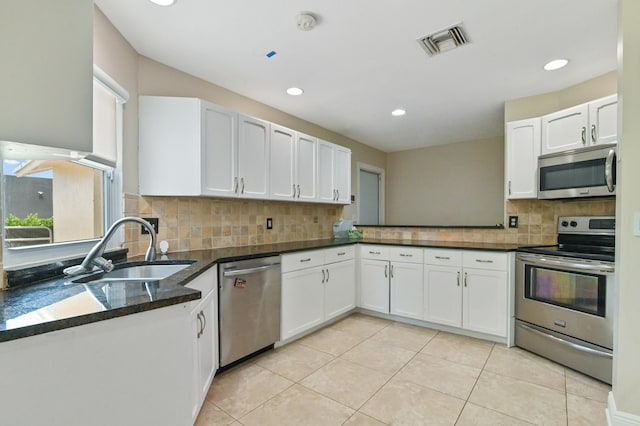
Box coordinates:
[515,253,615,349]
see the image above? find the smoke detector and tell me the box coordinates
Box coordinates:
[417,24,469,56]
[296,12,317,31]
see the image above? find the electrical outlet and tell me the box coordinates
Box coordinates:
[141,217,159,235]
[508,216,518,228]
[266,218,273,230]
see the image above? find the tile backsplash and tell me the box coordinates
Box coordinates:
[123,194,343,256]
[360,198,616,245]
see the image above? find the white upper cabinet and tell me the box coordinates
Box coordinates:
[202,103,238,197]
[318,140,351,204]
[505,118,541,199]
[541,95,617,155]
[238,115,270,198]
[0,0,93,154]
[269,126,318,201]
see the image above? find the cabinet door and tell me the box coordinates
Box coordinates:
[281,266,325,340]
[334,146,351,204]
[270,124,296,200]
[296,133,318,201]
[541,104,589,154]
[462,268,508,337]
[317,140,336,202]
[506,118,541,199]
[359,259,390,313]
[202,102,238,197]
[191,290,216,422]
[238,115,270,198]
[588,95,617,145]
[390,262,423,320]
[324,259,356,320]
[424,265,462,327]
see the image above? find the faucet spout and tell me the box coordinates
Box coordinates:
[64,217,157,276]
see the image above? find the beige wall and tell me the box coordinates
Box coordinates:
[613,0,640,416]
[386,137,504,226]
[505,71,617,122]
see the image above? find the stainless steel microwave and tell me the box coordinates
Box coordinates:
[538,143,617,199]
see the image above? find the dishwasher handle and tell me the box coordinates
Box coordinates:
[223,263,281,277]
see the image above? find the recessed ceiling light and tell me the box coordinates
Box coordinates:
[286,87,304,96]
[149,0,175,6]
[543,59,569,71]
[391,109,406,116]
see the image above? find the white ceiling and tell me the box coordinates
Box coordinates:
[95,0,618,153]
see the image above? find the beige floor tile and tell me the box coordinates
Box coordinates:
[484,345,565,391]
[395,352,481,400]
[421,332,494,369]
[368,321,438,352]
[340,338,416,375]
[300,358,392,409]
[360,377,465,425]
[567,393,608,426]
[328,313,391,338]
[298,326,367,356]
[565,368,611,403]
[254,343,334,382]
[239,384,354,426]
[205,363,293,418]
[456,403,534,426]
[469,371,567,426]
[195,400,235,426]
[343,412,388,425]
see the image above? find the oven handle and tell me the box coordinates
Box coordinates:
[605,148,616,192]
[517,322,613,359]
[517,253,615,273]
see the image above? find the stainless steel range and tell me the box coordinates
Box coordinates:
[515,216,615,384]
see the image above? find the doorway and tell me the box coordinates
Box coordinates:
[357,163,385,225]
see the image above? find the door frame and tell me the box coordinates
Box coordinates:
[356,162,385,225]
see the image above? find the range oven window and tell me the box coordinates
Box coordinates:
[539,158,609,191]
[524,265,606,316]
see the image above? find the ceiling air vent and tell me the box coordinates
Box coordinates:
[417,24,469,56]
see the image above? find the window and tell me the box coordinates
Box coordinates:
[2,66,126,267]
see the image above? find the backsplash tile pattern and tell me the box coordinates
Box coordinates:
[123,193,342,256]
[361,199,616,246]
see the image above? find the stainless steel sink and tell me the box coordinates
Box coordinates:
[72,261,195,284]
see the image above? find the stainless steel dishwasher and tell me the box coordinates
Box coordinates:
[219,256,281,368]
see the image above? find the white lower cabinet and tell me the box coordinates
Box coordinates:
[281,247,355,340]
[186,266,218,423]
[424,249,509,338]
[359,258,390,313]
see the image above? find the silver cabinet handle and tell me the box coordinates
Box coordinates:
[321,269,326,283]
[240,177,245,194]
[337,252,346,256]
[369,251,381,255]
[456,271,460,287]
[336,189,340,200]
[293,184,297,198]
[384,264,388,278]
[508,180,511,195]
[326,268,330,282]
[300,258,312,263]
[200,310,206,333]
[605,148,616,192]
[399,253,413,257]
[390,264,394,278]
[196,312,204,338]
[233,177,238,194]
[475,259,493,263]
[435,256,450,260]
[591,124,597,143]
[464,272,468,287]
[517,322,613,359]
[581,126,587,144]
[297,184,301,198]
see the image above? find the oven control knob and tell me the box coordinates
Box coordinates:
[570,221,578,227]
[561,221,569,227]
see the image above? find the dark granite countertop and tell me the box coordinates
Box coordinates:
[0,238,524,343]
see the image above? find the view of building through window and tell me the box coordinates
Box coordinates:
[3,159,105,248]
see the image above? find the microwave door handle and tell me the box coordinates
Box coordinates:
[605,149,616,192]
[518,254,615,273]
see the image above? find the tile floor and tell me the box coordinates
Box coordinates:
[196,313,611,426]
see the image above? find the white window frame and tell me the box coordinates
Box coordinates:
[2,66,126,268]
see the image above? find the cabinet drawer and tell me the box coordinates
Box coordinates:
[462,251,508,271]
[359,245,390,260]
[389,247,423,263]
[282,250,324,273]
[325,245,355,264]
[424,249,462,267]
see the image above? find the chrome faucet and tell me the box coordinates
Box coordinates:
[63,217,157,276]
